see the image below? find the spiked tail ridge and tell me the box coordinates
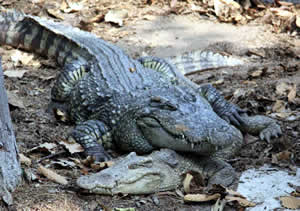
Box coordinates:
[166,50,245,75]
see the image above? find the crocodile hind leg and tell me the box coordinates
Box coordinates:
[51,61,90,102]
[69,120,112,162]
[50,61,90,122]
[138,56,184,85]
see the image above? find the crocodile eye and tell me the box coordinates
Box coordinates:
[150,96,177,111]
[128,159,153,169]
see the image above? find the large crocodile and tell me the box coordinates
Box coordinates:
[77,149,236,195]
[0,10,281,162]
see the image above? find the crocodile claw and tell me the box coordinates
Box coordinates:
[259,123,282,143]
[221,104,246,127]
[85,146,112,162]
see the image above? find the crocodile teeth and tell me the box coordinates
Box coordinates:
[191,142,194,149]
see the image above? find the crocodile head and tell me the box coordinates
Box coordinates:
[114,87,242,155]
[76,150,181,195]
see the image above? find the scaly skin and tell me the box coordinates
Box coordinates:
[0,10,282,162]
[77,149,237,195]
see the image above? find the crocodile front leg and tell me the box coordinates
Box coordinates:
[198,84,246,126]
[70,120,112,161]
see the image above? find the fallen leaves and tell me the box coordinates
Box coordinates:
[4,70,27,78]
[6,90,26,109]
[59,138,84,154]
[10,50,35,66]
[28,142,57,154]
[104,9,128,26]
[272,150,293,164]
[282,183,300,208]
[280,196,300,209]
[184,184,256,209]
[269,6,300,34]
[214,0,245,23]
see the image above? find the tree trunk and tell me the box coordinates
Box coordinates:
[0,57,22,205]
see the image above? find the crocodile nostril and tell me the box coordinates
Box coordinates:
[100,173,113,180]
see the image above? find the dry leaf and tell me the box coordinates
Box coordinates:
[90,161,114,171]
[4,70,27,78]
[69,157,85,169]
[10,50,34,66]
[280,196,300,209]
[51,159,77,169]
[19,153,32,166]
[175,189,185,198]
[28,142,57,154]
[273,150,292,162]
[170,0,177,8]
[233,88,246,99]
[287,84,296,103]
[38,74,56,81]
[276,82,290,96]
[104,9,128,26]
[214,0,244,23]
[37,164,68,185]
[272,100,286,113]
[226,188,246,198]
[6,90,25,109]
[226,196,256,207]
[183,173,193,193]
[184,193,221,202]
[47,9,64,20]
[251,69,263,78]
[59,138,84,154]
[88,14,105,24]
[142,15,156,21]
[270,8,294,18]
[63,2,83,13]
[273,112,292,119]
[296,16,300,28]
[60,0,68,11]
[82,155,96,167]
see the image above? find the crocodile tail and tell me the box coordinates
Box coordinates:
[0,9,84,66]
[166,50,245,75]
[0,9,25,47]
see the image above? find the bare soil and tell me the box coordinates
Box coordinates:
[0,0,299,210]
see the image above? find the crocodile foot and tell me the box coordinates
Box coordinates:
[85,146,112,162]
[259,122,282,143]
[220,104,247,127]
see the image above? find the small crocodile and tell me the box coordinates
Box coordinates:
[0,10,281,162]
[77,148,237,195]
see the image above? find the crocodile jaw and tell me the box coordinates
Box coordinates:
[76,152,177,195]
[77,171,162,195]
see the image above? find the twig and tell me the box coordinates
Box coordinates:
[36,150,66,163]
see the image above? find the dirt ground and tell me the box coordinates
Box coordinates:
[0,0,299,210]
